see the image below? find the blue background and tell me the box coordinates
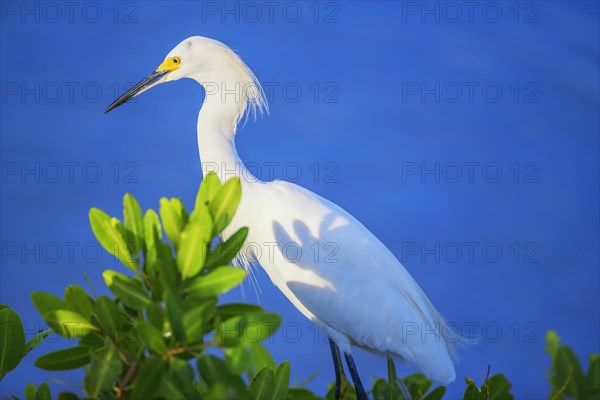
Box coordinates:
[1,1,599,398]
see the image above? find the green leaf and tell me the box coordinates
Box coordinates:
[123,193,145,253]
[216,311,281,347]
[372,379,390,400]
[78,331,105,349]
[64,285,94,321]
[248,366,275,400]
[102,270,151,311]
[0,308,25,376]
[30,292,64,318]
[144,209,167,296]
[180,297,217,314]
[89,208,136,272]
[197,354,246,393]
[118,324,142,358]
[83,346,121,398]
[273,361,291,400]
[25,382,36,400]
[155,242,179,295]
[57,392,80,400]
[586,354,600,397]
[209,177,242,234]
[94,296,121,337]
[424,386,446,400]
[225,345,253,376]
[402,373,432,398]
[204,227,248,270]
[44,310,97,338]
[146,302,164,331]
[176,207,212,279]
[166,358,200,400]
[197,354,230,386]
[215,303,263,320]
[194,380,208,397]
[89,208,137,271]
[208,383,239,399]
[187,266,246,298]
[485,374,513,400]
[144,208,162,243]
[131,359,166,400]
[288,388,322,400]
[196,172,222,208]
[462,380,480,400]
[224,343,276,380]
[189,202,213,226]
[159,198,188,250]
[249,343,276,375]
[137,322,167,355]
[35,346,90,371]
[165,292,185,341]
[545,330,561,359]
[144,209,179,298]
[551,346,585,398]
[35,383,51,400]
[170,357,195,381]
[158,374,186,399]
[182,302,214,344]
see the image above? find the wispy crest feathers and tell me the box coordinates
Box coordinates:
[212,43,269,126]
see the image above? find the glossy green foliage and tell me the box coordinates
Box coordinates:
[545,331,599,399]
[2,174,597,399]
[0,305,46,381]
[5,174,286,399]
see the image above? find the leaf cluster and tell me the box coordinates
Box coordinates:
[3,174,286,399]
[1,175,597,399]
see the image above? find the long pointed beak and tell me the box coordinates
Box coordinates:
[103,70,169,114]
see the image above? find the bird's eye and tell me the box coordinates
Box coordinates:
[173,57,180,64]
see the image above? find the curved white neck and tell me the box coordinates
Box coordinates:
[195,77,254,184]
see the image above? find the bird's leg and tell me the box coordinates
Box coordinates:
[328,337,347,399]
[344,352,368,400]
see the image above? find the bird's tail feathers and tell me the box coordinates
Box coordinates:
[410,286,473,361]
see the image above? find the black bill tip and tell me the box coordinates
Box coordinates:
[103,70,169,115]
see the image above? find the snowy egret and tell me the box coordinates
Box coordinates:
[104,36,459,398]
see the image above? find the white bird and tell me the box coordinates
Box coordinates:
[104,36,459,398]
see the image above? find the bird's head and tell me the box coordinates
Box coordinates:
[103,36,267,120]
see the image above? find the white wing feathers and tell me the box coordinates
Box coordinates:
[233,180,457,385]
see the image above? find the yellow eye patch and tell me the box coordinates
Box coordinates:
[157,56,181,72]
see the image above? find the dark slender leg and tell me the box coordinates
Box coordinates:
[344,352,368,400]
[328,337,345,399]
